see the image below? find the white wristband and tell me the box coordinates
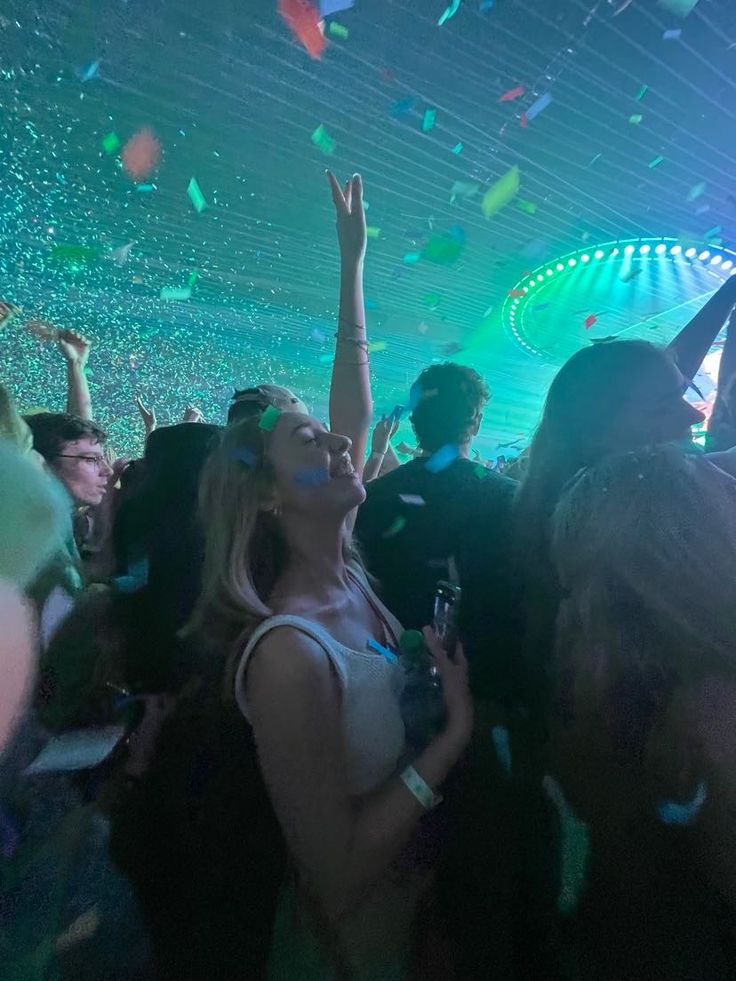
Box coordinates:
[400,765,442,810]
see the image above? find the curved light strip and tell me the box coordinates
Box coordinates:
[503,237,736,358]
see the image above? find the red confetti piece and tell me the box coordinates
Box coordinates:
[508,289,526,298]
[278,0,327,59]
[584,314,597,329]
[520,113,528,128]
[499,85,526,102]
[121,128,162,181]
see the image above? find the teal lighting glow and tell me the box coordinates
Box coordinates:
[594,249,604,259]
[670,245,682,255]
[610,247,620,257]
[699,250,711,261]
[723,260,734,271]
[581,254,591,263]
[655,243,667,254]
[568,257,577,267]
[685,247,697,258]
[556,262,564,271]
[640,244,651,255]
[711,255,722,265]
[624,244,635,255]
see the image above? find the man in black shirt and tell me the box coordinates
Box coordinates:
[355,362,519,702]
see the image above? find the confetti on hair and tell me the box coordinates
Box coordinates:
[482,165,520,218]
[278,0,327,59]
[121,127,162,181]
[258,404,282,431]
[499,84,525,102]
[187,177,208,213]
[311,124,336,154]
[399,494,425,506]
[367,638,398,663]
[657,781,707,824]
[438,0,462,26]
[422,108,437,132]
[232,447,258,466]
[383,516,407,538]
[425,443,460,473]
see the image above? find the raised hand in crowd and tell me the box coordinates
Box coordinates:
[364,411,400,482]
[182,404,204,424]
[134,395,157,437]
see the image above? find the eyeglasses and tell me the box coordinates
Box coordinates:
[56,453,109,469]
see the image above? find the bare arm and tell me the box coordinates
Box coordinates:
[57,329,93,419]
[667,276,736,384]
[245,626,471,920]
[327,172,371,479]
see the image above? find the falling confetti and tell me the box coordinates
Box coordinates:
[658,0,699,15]
[620,267,642,283]
[663,29,683,40]
[121,128,162,181]
[79,60,101,82]
[187,177,208,212]
[521,92,552,126]
[499,85,526,102]
[399,494,426,505]
[320,0,353,13]
[482,166,520,217]
[383,516,407,538]
[311,124,336,154]
[438,0,462,26]
[422,108,437,132]
[328,22,349,39]
[425,443,460,473]
[635,83,649,101]
[160,287,192,301]
[629,114,643,124]
[517,199,537,214]
[648,154,665,168]
[452,142,463,154]
[584,314,597,329]
[688,181,707,201]
[101,132,121,154]
[278,0,328,59]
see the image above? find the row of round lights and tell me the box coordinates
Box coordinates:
[505,239,736,357]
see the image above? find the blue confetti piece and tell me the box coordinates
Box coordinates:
[79,59,100,82]
[657,781,707,825]
[390,96,415,118]
[425,443,459,473]
[367,638,398,663]
[232,447,258,466]
[480,0,494,9]
[525,91,552,122]
[294,467,330,487]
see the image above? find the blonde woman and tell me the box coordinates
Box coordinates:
[188,398,472,978]
[550,445,736,979]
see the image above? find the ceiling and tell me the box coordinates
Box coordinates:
[1,0,734,456]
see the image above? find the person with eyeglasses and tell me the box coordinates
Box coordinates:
[24,412,113,508]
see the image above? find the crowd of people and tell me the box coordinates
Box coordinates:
[3,169,736,981]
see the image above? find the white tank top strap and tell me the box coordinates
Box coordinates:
[234,614,348,721]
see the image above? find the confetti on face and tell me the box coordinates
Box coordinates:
[278,0,328,59]
[482,166,520,218]
[232,447,258,466]
[121,127,162,181]
[311,124,336,154]
[425,443,459,473]
[294,466,330,486]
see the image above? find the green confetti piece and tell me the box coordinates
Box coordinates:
[424,292,441,308]
[102,132,120,154]
[368,341,387,353]
[258,405,282,432]
[517,199,538,215]
[452,142,463,154]
[382,516,407,539]
[187,177,208,213]
[188,270,199,287]
[482,165,520,218]
[136,183,156,192]
[687,181,707,201]
[635,84,648,101]
[311,124,336,155]
[403,252,421,264]
[629,114,643,124]
[649,154,664,169]
[366,226,381,239]
[422,108,437,132]
[328,21,349,38]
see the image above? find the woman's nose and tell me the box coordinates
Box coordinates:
[328,431,352,454]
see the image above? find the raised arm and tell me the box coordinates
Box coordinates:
[363,413,400,483]
[326,171,371,478]
[245,626,471,921]
[57,328,93,420]
[667,276,736,384]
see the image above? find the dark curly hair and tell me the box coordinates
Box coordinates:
[409,363,490,453]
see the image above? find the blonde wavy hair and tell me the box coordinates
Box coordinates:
[551,445,736,718]
[186,414,360,686]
